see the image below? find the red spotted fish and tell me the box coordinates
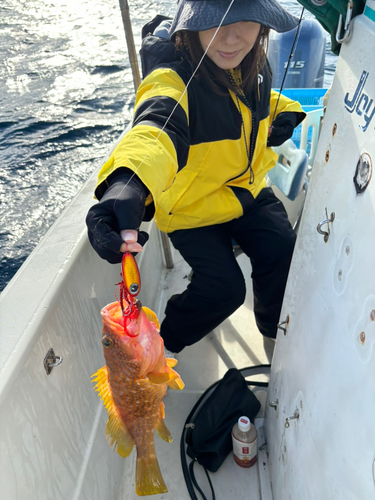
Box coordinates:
[92,252,184,496]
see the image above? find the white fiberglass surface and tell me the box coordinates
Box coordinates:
[265,11,375,500]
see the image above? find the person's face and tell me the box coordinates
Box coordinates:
[198,21,261,70]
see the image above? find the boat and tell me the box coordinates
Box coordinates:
[1,0,374,498]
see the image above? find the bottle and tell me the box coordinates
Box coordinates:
[231,416,257,468]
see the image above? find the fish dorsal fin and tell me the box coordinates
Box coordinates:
[92,366,135,458]
[142,306,160,329]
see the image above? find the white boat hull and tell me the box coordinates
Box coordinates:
[266,8,375,499]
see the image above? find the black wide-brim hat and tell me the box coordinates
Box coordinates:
[169,0,299,36]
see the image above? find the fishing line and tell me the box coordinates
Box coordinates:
[271,7,305,124]
[113,0,236,214]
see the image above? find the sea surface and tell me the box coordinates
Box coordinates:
[0,0,337,293]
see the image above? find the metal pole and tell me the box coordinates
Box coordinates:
[118,0,174,269]
[118,0,141,92]
[160,232,174,269]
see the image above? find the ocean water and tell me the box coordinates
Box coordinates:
[0,0,337,293]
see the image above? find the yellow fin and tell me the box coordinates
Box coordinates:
[106,412,135,458]
[168,374,185,391]
[156,402,172,443]
[165,364,184,390]
[136,455,168,496]
[92,366,134,457]
[166,357,178,368]
[142,306,160,329]
[148,364,185,389]
[148,371,175,385]
[92,366,113,411]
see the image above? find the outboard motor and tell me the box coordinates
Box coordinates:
[268,18,326,88]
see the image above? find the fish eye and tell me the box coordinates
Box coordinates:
[102,336,113,348]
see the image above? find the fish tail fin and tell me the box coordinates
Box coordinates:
[136,451,168,496]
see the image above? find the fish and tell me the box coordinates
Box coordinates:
[92,298,184,496]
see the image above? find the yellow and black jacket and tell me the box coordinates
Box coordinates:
[95,32,305,233]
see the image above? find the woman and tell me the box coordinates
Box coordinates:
[86,0,306,354]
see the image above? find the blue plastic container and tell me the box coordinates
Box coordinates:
[272,88,327,154]
[274,88,327,112]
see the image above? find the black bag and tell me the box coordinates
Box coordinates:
[181,366,270,500]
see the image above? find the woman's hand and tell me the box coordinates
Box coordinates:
[86,169,149,263]
[120,229,144,253]
[267,112,298,147]
[86,202,149,263]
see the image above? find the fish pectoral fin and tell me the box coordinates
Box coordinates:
[106,412,135,458]
[166,357,178,368]
[147,371,174,385]
[167,372,185,391]
[92,366,134,458]
[165,366,184,390]
[142,306,160,329]
[148,366,185,390]
[156,402,172,443]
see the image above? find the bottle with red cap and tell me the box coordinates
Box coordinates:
[231,416,258,468]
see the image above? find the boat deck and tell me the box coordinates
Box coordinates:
[121,248,274,500]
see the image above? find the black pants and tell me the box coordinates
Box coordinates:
[160,188,296,352]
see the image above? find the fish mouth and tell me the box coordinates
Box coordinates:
[101,301,141,337]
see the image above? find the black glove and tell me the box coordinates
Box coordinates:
[267,112,298,147]
[86,168,150,264]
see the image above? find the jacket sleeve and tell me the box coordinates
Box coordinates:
[94,68,190,203]
[269,90,306,127]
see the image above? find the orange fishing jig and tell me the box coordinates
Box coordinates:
[117,251,141,319]
[122,251,141,297]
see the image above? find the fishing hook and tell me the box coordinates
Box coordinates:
[115,281,133,317]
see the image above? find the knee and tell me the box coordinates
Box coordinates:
[204,272,246,312]
[283,232,296,261]
[266,231,296,272]
[227,283,246,314]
